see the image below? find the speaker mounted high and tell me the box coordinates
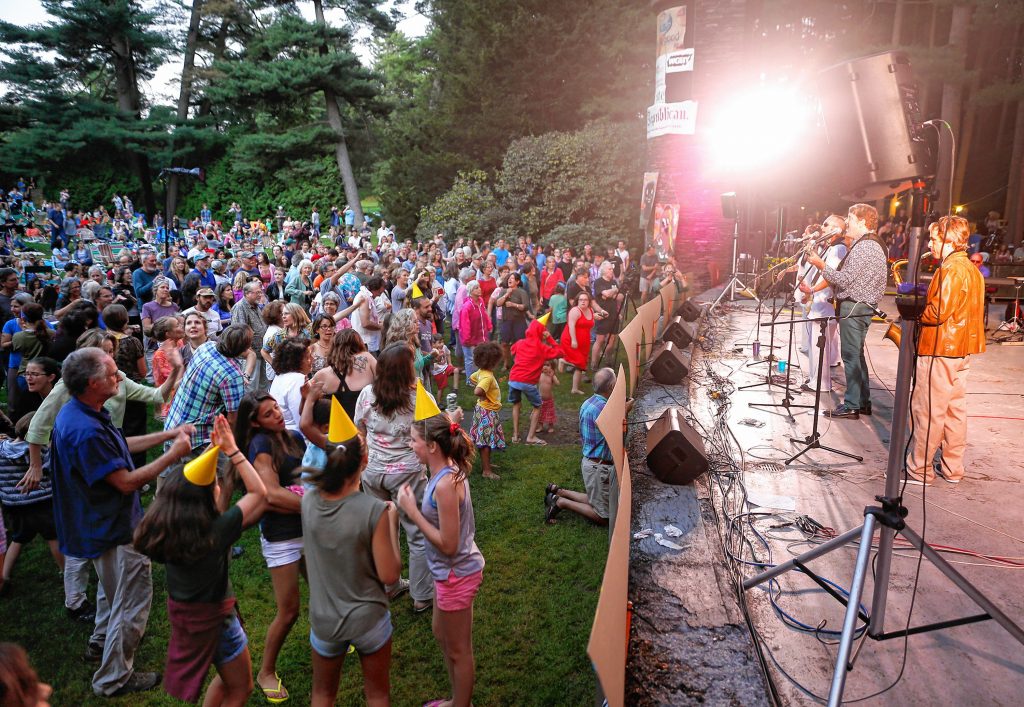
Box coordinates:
[646,407,709,485]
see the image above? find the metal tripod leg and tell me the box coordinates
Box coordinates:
[827,515,877,707]
[709,273,760,312]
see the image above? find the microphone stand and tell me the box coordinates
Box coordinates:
[738,264,794,393]
[747,286,812,419]
[784,313,865,464]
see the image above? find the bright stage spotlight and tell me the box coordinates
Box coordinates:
[707,85,814,176]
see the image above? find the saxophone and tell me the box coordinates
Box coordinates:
[883,259,909,346]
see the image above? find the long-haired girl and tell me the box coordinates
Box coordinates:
[398,414,485,707]
[302,437,401,706]
[233,392,307,703]
[133,415,267,706]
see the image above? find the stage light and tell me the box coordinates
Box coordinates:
[707,84,813,175]
[954,204,965,213]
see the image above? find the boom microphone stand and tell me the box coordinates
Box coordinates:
[747,289,813,419]
[740,180,1024,705]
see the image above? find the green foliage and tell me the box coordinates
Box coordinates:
[539,223,613,253]
[415,170,508,242]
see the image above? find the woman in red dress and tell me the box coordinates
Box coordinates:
[560,291,603,394]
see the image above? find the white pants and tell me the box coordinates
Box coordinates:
[802,303,837,391]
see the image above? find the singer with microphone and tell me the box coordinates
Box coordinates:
[804,203,887,420]
[794,215,847,394]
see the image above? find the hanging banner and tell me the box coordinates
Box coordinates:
[650,203,679,261]
[640,172,659,230]
[646,101,698,139]
[654,5,692,104]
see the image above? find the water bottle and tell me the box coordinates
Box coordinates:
[446,393,459,414]
[752,340,761,360]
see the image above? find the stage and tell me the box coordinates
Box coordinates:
[625,292,1024,706]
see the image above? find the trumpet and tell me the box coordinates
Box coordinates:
[883,259,909,346]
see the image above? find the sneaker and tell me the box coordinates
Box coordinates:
[83,641,104,663]
[68,601,97,624]
[904,475,932,487]
[111,671,161,696]
[823,404,860,420]
[859,401,872,416]
[387,578,410,601]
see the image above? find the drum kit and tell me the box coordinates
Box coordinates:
[993,275,1024,344]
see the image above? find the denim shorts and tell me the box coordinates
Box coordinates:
[309,610,393,659]
[508,380,542,408]
[213,613,248,666]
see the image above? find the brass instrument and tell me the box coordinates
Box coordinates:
[883,259,909,346]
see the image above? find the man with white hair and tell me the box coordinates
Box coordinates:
[591,261,623,370]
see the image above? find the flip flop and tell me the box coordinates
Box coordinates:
[423,700,449,707]
[259,674,288,704]
[525,439,547,446]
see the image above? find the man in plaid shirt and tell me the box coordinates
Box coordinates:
[544,367,616,526]
[162,324,251,508]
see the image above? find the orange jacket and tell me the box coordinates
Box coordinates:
[917,251,986,358]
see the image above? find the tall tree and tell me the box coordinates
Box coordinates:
[0,0,171,217]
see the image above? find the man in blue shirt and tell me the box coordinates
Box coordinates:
[544,367,617,526]
[200,203,212,224]
[189,252,217,290]
[492,238,511,267]
[46,204,65,248]
[50,348,193,696]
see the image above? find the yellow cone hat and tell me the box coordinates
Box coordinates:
[537,311,551,327]
[414,380,442,421]
[411,283,424,299]
[184,445,219,486]
[328,397,358,444]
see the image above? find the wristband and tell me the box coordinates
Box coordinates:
[229,450,245,461]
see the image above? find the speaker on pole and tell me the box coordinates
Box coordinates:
[816,50,935,200]
[661,316,694,349]
[646,407,708,485]
[650,342,690,385]
[674,299,701,322]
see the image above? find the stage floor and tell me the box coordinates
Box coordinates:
[687,295,1024,706]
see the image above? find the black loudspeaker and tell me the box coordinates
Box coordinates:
[721,192,737,220]
[816,50,935,200]
[661,316,694,349]
[674,299,701,322]
[650,342,690,385]
[646,407,708,485]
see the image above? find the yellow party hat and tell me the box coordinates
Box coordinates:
[411,283,424,299]
[328,396,358,444]
[414,379,441,421]
[183,445,219,486]
[537,311,551,327]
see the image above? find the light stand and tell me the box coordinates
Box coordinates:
[740,180,1024,705]
[710,205,760,313]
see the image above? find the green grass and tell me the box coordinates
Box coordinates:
[0,359,610,706]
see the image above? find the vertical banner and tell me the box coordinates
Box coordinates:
[650,203,679,262]
[640,171,659,231]
[654,5,693,104]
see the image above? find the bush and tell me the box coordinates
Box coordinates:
[415,170,509,243]
[538,223,613,253]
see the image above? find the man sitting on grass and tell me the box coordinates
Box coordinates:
[544,367,615,526]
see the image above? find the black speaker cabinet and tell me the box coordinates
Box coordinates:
[661,316,694,349]
[816,50,935,200]
[650,342,690,385]
[674,299,701,322]
[646,407,708,485]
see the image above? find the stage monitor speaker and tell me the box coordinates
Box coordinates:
[646,407,708,485]
[674,300,701,322]
[661,316,694,349]
[721,192,737,220]
[816,50,935,201]
[650,342,690,385]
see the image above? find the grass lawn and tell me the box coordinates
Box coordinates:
[0,351,615,706]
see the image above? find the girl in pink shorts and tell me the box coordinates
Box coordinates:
[399,413,485,707]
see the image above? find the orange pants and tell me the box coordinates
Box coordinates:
[907,355,970,482]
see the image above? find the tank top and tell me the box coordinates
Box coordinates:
[421,465,485,580]
[329,365,362,419]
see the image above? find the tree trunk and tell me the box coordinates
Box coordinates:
[167,0,205,225]
[197,17,230,119]
[1005,100,1024,245]
[312,0,365,229]
[891,0,904,46]
[936,3,972,215]
[109,30,156,222]
[995,22,1023,153]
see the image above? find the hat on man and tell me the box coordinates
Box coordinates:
[196,287,216,297]
[194,251,210,261]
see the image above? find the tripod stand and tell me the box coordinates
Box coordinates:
[784,313,863,465]
[992,276,1024,344]
[741,183,1024,706]
[710,212,760,312]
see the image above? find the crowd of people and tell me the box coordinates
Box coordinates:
[0,185,663,705]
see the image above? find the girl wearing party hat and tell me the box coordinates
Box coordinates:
[133,415,268,705]
[300,395,401,706]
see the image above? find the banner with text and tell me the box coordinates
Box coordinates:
[650,203,679,262]
[639,172,659,231]
[647,101,697,139]
[654,5,692,104]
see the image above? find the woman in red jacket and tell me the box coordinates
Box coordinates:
[458,280,492,380]
[540,257,564,306]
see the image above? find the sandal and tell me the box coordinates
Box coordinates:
[413,600,433,613]
[545,483,561,495]
[545,494,561,524]
[525,438,547,446]
[259,673,289,704]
